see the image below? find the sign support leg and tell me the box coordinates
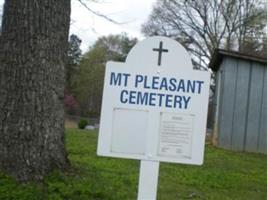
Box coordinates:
[137,160,160,200]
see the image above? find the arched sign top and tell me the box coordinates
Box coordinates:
[126,36,193,72]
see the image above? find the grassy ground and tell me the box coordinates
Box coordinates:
[0,129,267,200]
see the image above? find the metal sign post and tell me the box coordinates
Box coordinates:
[137,160,160,200]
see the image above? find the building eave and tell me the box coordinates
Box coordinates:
[209,49,267,72]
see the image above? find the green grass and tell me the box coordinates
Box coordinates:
[0,129,267,200]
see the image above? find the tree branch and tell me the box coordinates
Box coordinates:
[78,0,124,25]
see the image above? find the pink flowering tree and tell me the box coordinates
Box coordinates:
[64,91,79,115]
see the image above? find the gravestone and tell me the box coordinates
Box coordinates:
[97,36,211,200]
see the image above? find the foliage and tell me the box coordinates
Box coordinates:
[73,33,137,117]
[92,33,138,62]
[66,34,82,92]
[142,0,267,69]
[78,119,88,129]
[0,129,267,199]
[68,34,82,66]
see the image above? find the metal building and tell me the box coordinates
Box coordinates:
[209,49,267,153]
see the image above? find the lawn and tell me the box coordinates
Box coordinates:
[0,129,267,200]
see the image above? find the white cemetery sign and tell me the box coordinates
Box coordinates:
[97,36,211,200]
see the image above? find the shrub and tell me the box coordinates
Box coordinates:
[78,119,88,129]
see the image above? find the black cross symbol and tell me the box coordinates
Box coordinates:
[153,41,169,66]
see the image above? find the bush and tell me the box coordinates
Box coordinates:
[78,119,88,129]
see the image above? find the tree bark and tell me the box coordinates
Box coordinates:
[0,0,70,181]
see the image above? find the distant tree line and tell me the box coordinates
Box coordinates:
[65,33,137,118]
[65,1,267,118]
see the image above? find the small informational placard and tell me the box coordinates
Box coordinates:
[158,113,194,158]
[97,36,211,165]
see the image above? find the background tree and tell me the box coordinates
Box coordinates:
[142,0,267,69]
[66,34,82,92]
[64,34,82,115]
[73,34,137,117]
[0,0,70,181]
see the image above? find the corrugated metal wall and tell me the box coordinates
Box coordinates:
[215,57,267,153]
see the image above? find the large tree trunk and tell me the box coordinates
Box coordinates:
[0,0,70,181]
